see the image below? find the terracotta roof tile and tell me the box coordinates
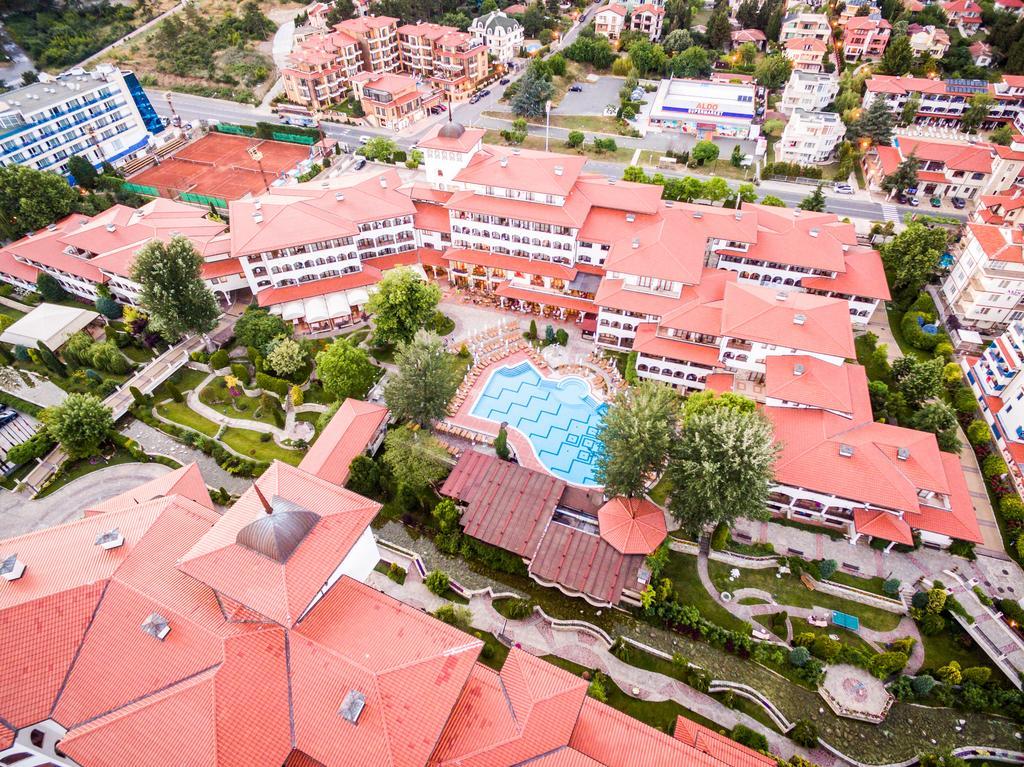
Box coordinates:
[298,398,388,486]
[85,462,213,515]
[674,716,777,767]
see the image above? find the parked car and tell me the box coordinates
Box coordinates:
[0,411,18,428]
[951,196,967,209]
[499,78,510,84]
[354,158,367,170]
[833,183,854,195]
[569,84,583,92]
[930,196,942,208]
[480,89,491,97]
[908,196,920,207]
[359,136,370,145]
[897,193,909,204]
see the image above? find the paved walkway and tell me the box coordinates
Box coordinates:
[185,372,314,443]
[122,420,251,495]
[0,462,171,537]
[0,370,67,408]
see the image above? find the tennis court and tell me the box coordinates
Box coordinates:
[130,132,310,203]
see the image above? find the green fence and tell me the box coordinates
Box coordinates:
[270,131,315,145]
[179,191,228,210]
[215,122,256,136]
[121,181,159,196]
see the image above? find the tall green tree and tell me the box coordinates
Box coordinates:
[382,425,450,492]
[798,185,827,212]
[848,97,894,146]
[0,165,78,240]
[754,54,793,90]
[36,273,67,302]
[666,406,779,536]
[891,356,944,407]
[881,34,913,75]
[669,45,712,78]
[736,0,759,28]
[367,266,441,346]
[628,40,668,76]
[131,235,220,342]
[909,401,961,452]
[315,337,379,400]
[898,94,921,127]
[961,93,994,134]
[596,381,678,498]
[234,307,291,352]
[43,393,113,459]
[67,155,99,190]
[707,7,732,49]
[662,28,693,53]
[511,60,555,118]
[880,222,947,292]
[384,330,458,427]
[882,154,919,195]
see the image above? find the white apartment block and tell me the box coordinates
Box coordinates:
[469,11,524,64]
[594,4,627,40]
[0,65,162,179]
[777,110,845,165]
[780,12,832,42]
[942,222,1024,332]
[780,70,839,115]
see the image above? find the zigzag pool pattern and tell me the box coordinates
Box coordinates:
[470,361,607,487]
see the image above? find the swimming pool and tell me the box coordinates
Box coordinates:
[471,361,607,487]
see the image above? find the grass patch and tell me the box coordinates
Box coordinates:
[661,552,752,633]
[199,377,285,427]
[220,427,304,466]
[828,571,889,597]
[443,587,470,605]
[121,345,156,364]
[707,560,902,632]
[711,690,781,733]
[920,623,1002,680]
[474,630,511,671]
[296,411,323,437]
[0,304,26,321]
[885,305,930,362]
[738,596,769,605]
[483,129,635,163]
[153,367,209,400]
[36,447,138,498]
[789,616,879,655]
[649,476,672,506]
[771,516,847,540]
[157,400,220,437]
[302,380,336,405]
[369,344,396,364]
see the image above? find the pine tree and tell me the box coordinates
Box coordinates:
[849,97,894,146]
[882,154,919,195]
[881,34,913,75]
[707,8,732,50]
[511,61,554,119]
[798,185,826,212]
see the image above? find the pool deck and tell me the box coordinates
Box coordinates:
[445,349,605,484]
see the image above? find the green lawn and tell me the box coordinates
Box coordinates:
[154,367,209,400]
[828,571,889,597]
[710,690,781,733]
[0,304,26,321]
[302,380,335,405]
[482,129,636,164]
[919,623,1002,680]
[369,344,396,364]
[648,476,672,507]
[199,377,284,426]
[220,427,304,465]
[738,597,769,606]
[36,447,138,498]
[789,616,879,656]
[122,345,155,364]
[296,411,323,437]
[707,560,903,632]
[885,305,931,362]
[660,552,752,633]
[157,400,220,437]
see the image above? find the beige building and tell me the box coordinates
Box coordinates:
[780,12,831,42]
[780,70,839,115]
[777,110,845,164]
[909,25,951,58]
[397,22,489,100]
[784,36,828,72]
[594,3,627,39]
[337,15,401,74]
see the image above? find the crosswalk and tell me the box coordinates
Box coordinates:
[880,203,902,223]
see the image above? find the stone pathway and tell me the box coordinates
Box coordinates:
[185,372,314,444]
[0,462,171,537]
[0,370,66,408]
[122,420,251,495]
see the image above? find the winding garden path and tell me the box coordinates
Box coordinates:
[185,372,314,444]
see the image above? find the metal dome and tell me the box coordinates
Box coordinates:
[438,120,466,139]
[236,496,320,563]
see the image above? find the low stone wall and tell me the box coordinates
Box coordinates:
[817,577,907,614]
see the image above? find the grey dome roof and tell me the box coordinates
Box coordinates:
[236,496,320,563]
[438,120,466,139]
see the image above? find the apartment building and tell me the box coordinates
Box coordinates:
[863,75,1024,129]
[965,321,1024,498]
[0,198,234,305]
[397,22,488,100]
[0,65,163,179]
[837,0,881,24]
[594,3,627,40]
[631,4,666,41]
[864,136,1024,200]
[942,222,1024,332]
[351,71,441,130]
[469,10,525,64]
[780,12,832,42]
[282,28,363,108]
[780,70,839,114]
[336,14,401,73]
[842,16,891,62]
[777,110,845,164]
[943,0,983,34]
[974,187,1024,226]
[784,37,829,73]
[909,24,951,58]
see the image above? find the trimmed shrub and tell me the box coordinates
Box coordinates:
[95,294,122,319]
[210,349,230,370]
[818,558,838,579]
[983,454,1008,479]
[791,720,818,747]
[710,522,730,551]
[883,578,901,596]
[6,432,56,464]
[555,328,568,346]
[230,363,250,385]
[730,724,768,753]
[911,674,936,696]
[290,384,303,406]
[255,372,289,397]
[962,666,992,685]
[425,569,450,596]
[919,612,946,635]
[967,419,991,446]
[869,651,909,679]
[1001,496,1024,521]
[901,312,944,351]
[166,381,184,403]
[495,425,510,460]
[789,646,811,667]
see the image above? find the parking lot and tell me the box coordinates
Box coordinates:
[0,410,37,469]
[556,76,626,116]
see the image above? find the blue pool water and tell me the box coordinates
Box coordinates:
[471,361,607,486]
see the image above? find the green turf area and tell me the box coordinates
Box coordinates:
[707,560,902,632]
[649,476,672,506]
[710,690,781,733]
[885,305,932,362]
[919,623,1002,681]
[827,571,890,597]
[121,345,156,364]
[156,400,220,436]
[789,616,879,656]
[738,597,769,606]
[199,378,285,426]
[660,552,752,633]
[0,304,26,321]
[220,427,304,465]
[154,367,209,400]
[296,411,324,437]
[36,448,139,498]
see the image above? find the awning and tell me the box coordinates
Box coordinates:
[282,301,306,321]
[580,317,597,333]
[567,272,601,293]
[326,291,351,317]
[347,287,370,307]
[304,296,330,323]
[495,282,595,313]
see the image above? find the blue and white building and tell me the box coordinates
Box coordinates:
[637,77,758,140]
[0,64,164,180]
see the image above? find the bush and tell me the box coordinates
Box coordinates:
[588,673,608,702]
[210,349,230,370]
[811,635,841,662]
[999,597,1024,625]
[919,612,946,635]
[983,454,1008,479]
[94,293,122,319]
[345,454,380,497]
[6,431,56,464]
[425,569,450,596]
[501,597,535,619]
[433,603,472,629]
[791,719,818,747]
[494,425,510,460]
[255,372,289,397]
[730,724,768,753]
[230,362,250,385]
[290,384,303,407]
[949,539,976,560]
[166,381,184,403]
[889,636,915,655]
[901,312,944,352]
[883,578,901,596]
[869,651,909,679]
[962,666,992,685]
[911,590,930,609]
[911,674,936,696]
[710,522,730,550]
[1001,496,1024,521]
[555,328,568,346]
[818,558,838,579]
[967,419,991,446]
[935,341,955,360]
[952,387,977,415]
[789,646,811,667]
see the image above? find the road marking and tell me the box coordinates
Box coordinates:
[880,203,902,223]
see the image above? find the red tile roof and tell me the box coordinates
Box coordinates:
[414,200,452,232]
[298,398,388,486]
[256,265,382,308]
[446,247,577,280]
[597,497,668,554]
[496,282,596,313]
[802,246,891,301]
[0,247,40,283]
[632,322,723,368]
[201,257,245,279]
[456,146,587,197]
[853,507,915,544]
[674,716,777,767]
[85,462,213,515]
[764,356,863,414]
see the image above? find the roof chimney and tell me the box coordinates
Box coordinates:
[793,209,801,217]
[0,554,25,581]
[775,291,787,301]
[335,191,345,201]
[253,212,263,224]
[339,690,367,724]
[254,200,262,210]
[626,213,635,222]
[105,224,115,233]
[692,211,703,219]
[141,612,171,641]
[95,528,124,550]
[379,177,388,188]
[793,313,807,325]
[734,211,743,221]
[500,156,508,167]
[839,443,855,457]
[631,237,640,249]
[809,228,819,238]
[794,363,805,376]
[897,447,910,460]
[554,165,564,176]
